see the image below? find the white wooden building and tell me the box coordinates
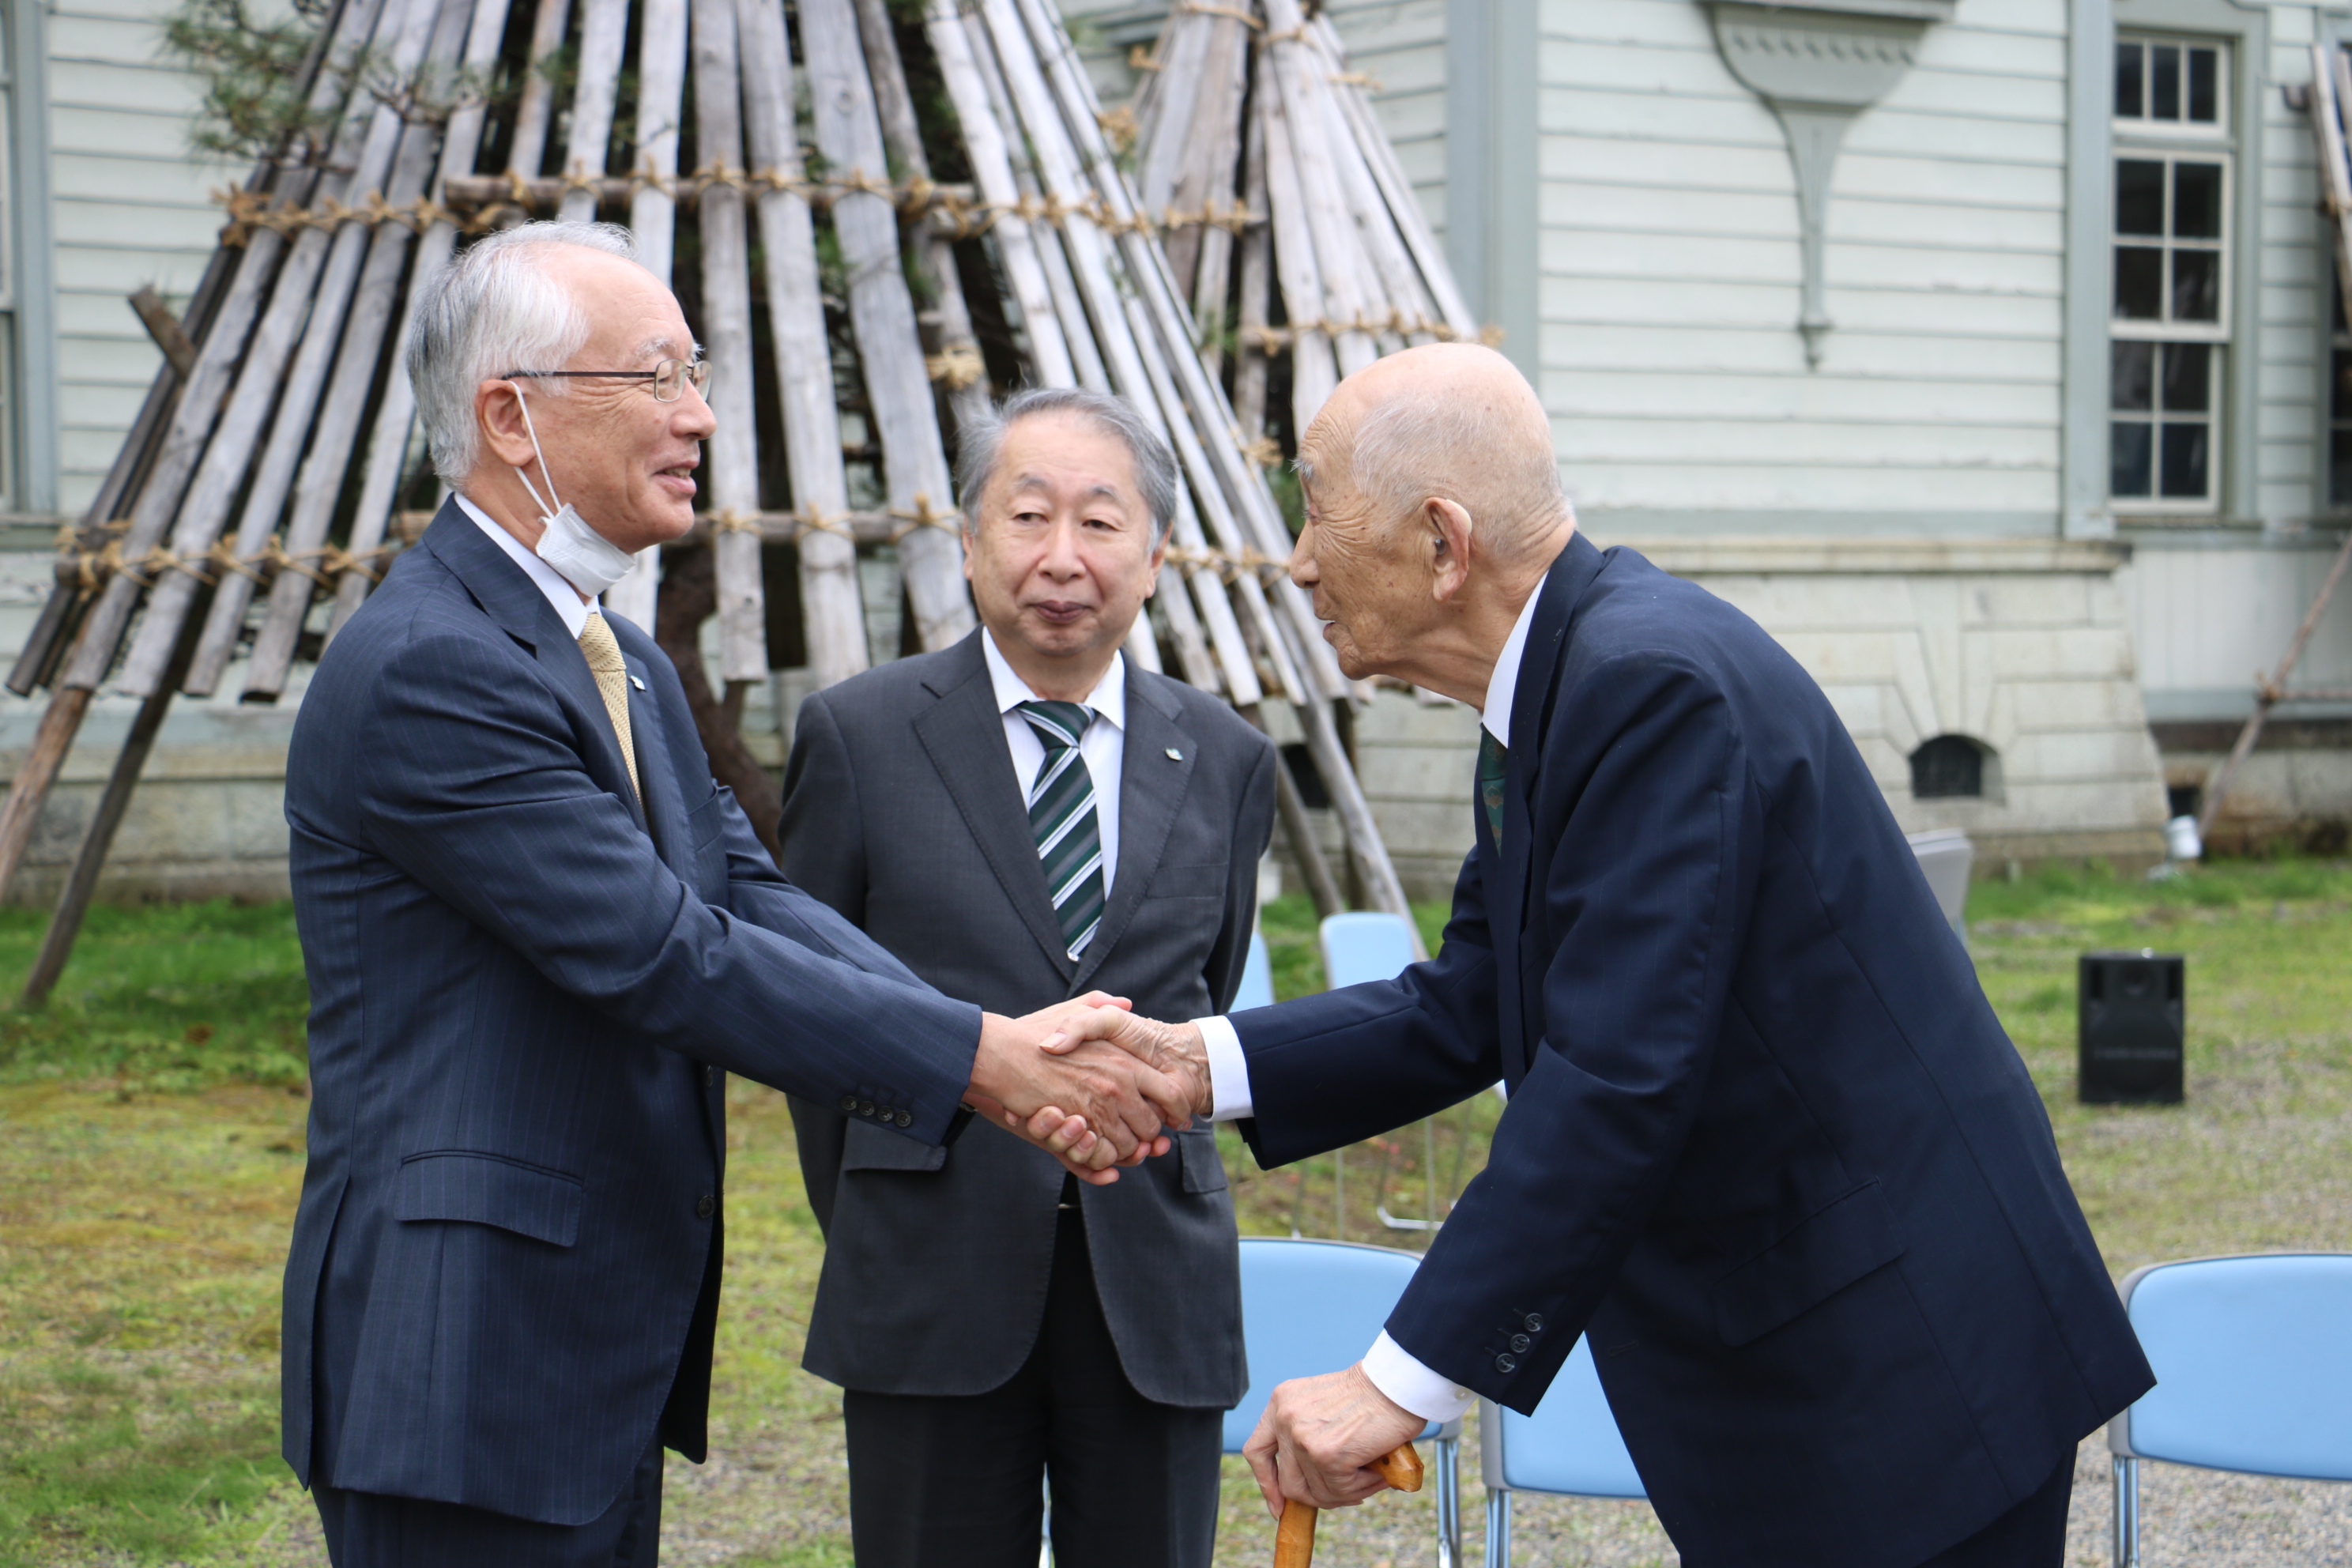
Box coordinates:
[1069,0,2352,869]
[3,0,2350,899]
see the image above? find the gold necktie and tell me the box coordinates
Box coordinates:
[576,612,641,801]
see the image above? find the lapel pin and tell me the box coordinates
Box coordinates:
[1166,747,1183,760]
[629,674,646,691]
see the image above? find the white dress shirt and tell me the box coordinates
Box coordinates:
[980,629,1126,899]
[458,493,599,639]
[1194,572,1554,1423]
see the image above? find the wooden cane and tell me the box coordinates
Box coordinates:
[1272,1443,1423,1567]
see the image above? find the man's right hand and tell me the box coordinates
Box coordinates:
[967,998,1194,1182]
[1037,1008,1214,1124]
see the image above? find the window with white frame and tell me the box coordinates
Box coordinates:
[2113,34,2230,511]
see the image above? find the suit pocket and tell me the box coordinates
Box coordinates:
[394,1150,584,1248]
[1177,1128,1228,1193]
[1709,1179,1909,1348]
[1148,861,1225,900]
[839,1116,947,1173]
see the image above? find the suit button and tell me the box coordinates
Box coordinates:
[703,1065,717,1088]
[839,1094,858,1113]
[857,1100,876,1118]
[695,1194,716,1219]
[895,1110,913,1128]
[1525,1313,1545,1332]
[1494,1353,1517,1374]
[1509,1333,1532,1354]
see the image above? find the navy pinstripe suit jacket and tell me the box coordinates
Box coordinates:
[280,503,983,1525]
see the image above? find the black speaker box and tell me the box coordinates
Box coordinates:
[2079,950,2184,1104]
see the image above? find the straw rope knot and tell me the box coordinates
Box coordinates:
[560,164,604,197]
[896,174,937,217]
[631,160,679,201]
[265,537,334,590]
[888,493,960,542]
[797,503,854,541]
[1096,106,1138,155]
[1328,70,1384,90]
[1179,0,1264,28]
[925,345,987,390]
[1478,323,1507,347]
[205,537,272,587]
[696,160,753,197]
[1127,43,1163,70]
[709,509,763,537]
[1235,432,1283,469]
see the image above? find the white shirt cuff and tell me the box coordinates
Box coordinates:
[1362,1331,1476,1425]
[1194,1015,1253,1122]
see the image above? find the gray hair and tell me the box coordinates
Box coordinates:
[955,386,1179,540]
[407,220,643,486]
[1327,386,1569,567]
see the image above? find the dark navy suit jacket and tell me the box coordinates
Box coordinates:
[281,503,984,1525]
[1231,534,2153,1568]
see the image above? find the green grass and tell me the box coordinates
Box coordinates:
[0,902,307,1092]
[2,863,2350,1562]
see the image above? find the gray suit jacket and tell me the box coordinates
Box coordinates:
[782,631,1276,1408]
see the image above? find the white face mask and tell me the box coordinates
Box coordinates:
[511,390,638,597]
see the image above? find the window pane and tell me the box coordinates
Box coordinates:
[2334,349,2352,422]
[2171,249,2221,321]
[2159,422,2210,498]
[2331,427,2352,507]
[2173,162,2222,239]
[2113,341,2155,412]
[2116,160,2165,234]
[2113,421,2154,496]
[2115,247,2164,318]
[2153,44,2181,119]
[2117,42,2145,118]
[2162,342,2211,413]
[2188,47,2218,122]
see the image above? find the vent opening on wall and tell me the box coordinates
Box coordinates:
[1911,735,1989,801]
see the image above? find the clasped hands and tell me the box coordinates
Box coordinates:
[965,998,1211,1184]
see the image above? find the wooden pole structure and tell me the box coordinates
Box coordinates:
[13,0,1434,988]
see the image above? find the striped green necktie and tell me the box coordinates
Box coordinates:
[1017,700,1106,960]
[1477,728,1508,842]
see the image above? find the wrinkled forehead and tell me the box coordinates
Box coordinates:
[992,413,1144,506]
[552,249,697,364]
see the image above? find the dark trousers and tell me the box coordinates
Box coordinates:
[842,1201,1223,1568]
[312,1439,663,1568]
[1914,1452,2074,1568]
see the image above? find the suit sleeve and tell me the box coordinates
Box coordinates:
[1391,654,1753,1415]
[353,631,982,1144]
[1201,735,1279,1014]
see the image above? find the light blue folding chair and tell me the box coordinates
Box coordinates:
[1231,1237,1464,1567]
[1233,929,1276,1012]
[2106,1253,2352,1566]
[1315,913,1432,1232]
[1479,1336,1645,1566]
[1319,910,1419,989]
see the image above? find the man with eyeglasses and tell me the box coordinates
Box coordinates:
[278,220,1194,1567]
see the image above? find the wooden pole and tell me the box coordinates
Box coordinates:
[558,0,627,220]
[1272,752,1343,918]
[22,590,214,1007]
[800,0,974,652]
[688,0,767,684]
[738,0,868,688]
[854,0,994,439]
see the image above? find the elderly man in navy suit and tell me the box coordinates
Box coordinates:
[1054,344,2153,1568]
[279,220,1187,1567]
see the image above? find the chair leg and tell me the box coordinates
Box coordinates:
[1483,1489,1510,1568]
[1435,1434,1461,1568]
[1040,1472,1053,1568]
[2110,1456,2138,1568]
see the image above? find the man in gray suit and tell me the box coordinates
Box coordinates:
[782,386,1279,1568]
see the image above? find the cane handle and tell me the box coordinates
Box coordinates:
[1271,1442,1422,1566]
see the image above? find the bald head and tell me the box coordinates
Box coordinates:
[1298,344,1567,567]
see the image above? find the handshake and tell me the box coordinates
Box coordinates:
[964,997,1214,1182]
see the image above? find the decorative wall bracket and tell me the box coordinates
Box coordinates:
[1706,0,1952,367]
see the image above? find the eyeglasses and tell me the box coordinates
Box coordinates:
[501,358,711,402]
